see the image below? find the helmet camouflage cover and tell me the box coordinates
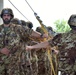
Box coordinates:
[20,20,26,26]
[11,18,22,25]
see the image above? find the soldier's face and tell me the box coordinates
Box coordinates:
[68,16,76,29]
[2,14,12,24]
[70,17,76,26]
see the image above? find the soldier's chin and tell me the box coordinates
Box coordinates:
[3,20,11,24]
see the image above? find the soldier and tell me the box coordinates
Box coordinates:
[47,26,58,75]
[36,26,58,75]
[21,20,37,75]
[36,26,50,75]
[26,14,76,75]
[0,8,48,75]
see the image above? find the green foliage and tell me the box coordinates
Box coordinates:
[54,19,71,33]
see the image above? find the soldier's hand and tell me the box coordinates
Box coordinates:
[0,48,10,56]
[54,50,59,54]
[43,33,48,38]
[26,46,33,50]
[52,49,59,54]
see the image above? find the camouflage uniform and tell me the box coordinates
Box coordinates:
[48,29,76,75]
[27,41,38,75]
[48,14,76,75]
[0,23,33,75]
[47,26,58,75]
[20,20,38,75]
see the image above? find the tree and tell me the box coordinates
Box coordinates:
[54,19,71,33]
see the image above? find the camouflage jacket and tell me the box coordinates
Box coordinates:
[48,30,76,65]
[0,23,33,54]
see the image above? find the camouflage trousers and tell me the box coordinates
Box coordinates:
[59,71,76,75]
[37,49,51,75]
[0,51,31,75]
[7,51,32,75]
[0,55,10,75]
[58,58,76,75]
[8,50,38,75]
[0,64,8,75]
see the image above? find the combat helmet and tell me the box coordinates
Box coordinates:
[11,18,22,25]
[36,26,44,33]
[47,26,53,32]
[20,20,26,26]
[0,8,14,19]
[26,21,33,29]
[68,14,76,26]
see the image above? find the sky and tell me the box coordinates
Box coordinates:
[4,0,76,30]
